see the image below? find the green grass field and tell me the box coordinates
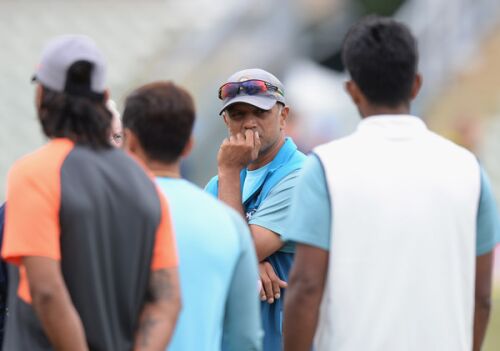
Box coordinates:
[484,285,500,350]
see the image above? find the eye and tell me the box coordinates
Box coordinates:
[229,112,244,120]
[112,133,123,142]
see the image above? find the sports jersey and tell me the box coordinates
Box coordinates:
[205,137,306,350]
[157,177,262,351]
[284,115,500,350]
[2,138,177,351]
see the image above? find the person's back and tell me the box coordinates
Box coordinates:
[314,116,480,350]
[3,141,173,350]
[157,178,261,351]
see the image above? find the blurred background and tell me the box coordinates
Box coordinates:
[0,0,499,347]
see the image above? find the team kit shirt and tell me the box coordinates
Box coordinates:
[156,177,262,351]
[205,137,306,351]
[2,138,177,351]
[285,115,500,351]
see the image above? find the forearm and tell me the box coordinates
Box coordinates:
[473,298,491,351]
[24,257,87,351]
[134,268,181,350]
[473,251,494,351]
[32,289,88,351]
[283,284,322,351]
[134,299,180,351]
[284,245,328,351]
[218,167,245,216]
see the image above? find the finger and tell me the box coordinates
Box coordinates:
[271,278,281,300]
[254,131,261,149]
[244,129,254,146]
[266,269,284,299]
[278,279,288,289]
[235,132,245,142]
[260,286,267,301]
[262,278,274,304]
[252,131,261,159]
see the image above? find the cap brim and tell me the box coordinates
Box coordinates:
[219,95,277,115]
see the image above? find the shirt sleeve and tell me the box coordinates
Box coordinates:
[282,154,332,251]
[0,203,5,243]
[150,192,178,270]
[222,209,263,351]
[2,160,63,265]
[476,166,500,256]
[248,170,301,236]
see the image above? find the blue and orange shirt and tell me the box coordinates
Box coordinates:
[2,138,177,351]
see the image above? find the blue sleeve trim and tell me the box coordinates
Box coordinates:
[476,166,500,256]
[312,153,333,238]
[282,154,332,251]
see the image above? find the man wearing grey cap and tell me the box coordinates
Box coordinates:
[1,35,180,351]
[205,68,306,350]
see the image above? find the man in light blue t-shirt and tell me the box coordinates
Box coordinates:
[205,69,306,350]
[123,81,262,351]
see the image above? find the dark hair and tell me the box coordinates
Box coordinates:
[122,81,195,163]
[38,61,111,148]
[342,16,418,107]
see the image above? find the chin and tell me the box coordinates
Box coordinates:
[258,145,271,157]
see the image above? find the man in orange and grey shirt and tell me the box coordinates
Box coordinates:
[1,35,180,351]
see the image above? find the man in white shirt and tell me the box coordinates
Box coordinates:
[283,16,500,351]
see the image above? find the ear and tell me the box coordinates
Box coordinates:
[222,112,229,126]
[181,135,194,158]
[345,80,364,106]
[279,105,289,130]
[123,128,139,154]
[410,73,422,100]
[103,89,110,103]
[35,84,44,112]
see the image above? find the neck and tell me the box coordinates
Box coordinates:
[146,159,181,178]
[360,103,410,118]
[248,133,285,171]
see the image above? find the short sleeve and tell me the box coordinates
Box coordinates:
[476,166,500,256]
[0,203,5,240]
[2,140,74,265]
[150,192,178,270]
[282,154,332,251]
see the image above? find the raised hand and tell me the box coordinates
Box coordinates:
[217,129,261,172]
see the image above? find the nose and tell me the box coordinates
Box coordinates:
[242,114,257,130]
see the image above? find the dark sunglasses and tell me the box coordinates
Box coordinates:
[218,79,284,100]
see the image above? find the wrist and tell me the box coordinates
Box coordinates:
[218,166,242,178]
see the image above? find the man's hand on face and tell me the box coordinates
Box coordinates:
[259,261,287,304]
[217,129,261,172]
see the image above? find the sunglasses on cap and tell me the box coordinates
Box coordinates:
[218,79,284,100]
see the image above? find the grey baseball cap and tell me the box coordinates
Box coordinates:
[219,68,286,114]
[33,34,106,95]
